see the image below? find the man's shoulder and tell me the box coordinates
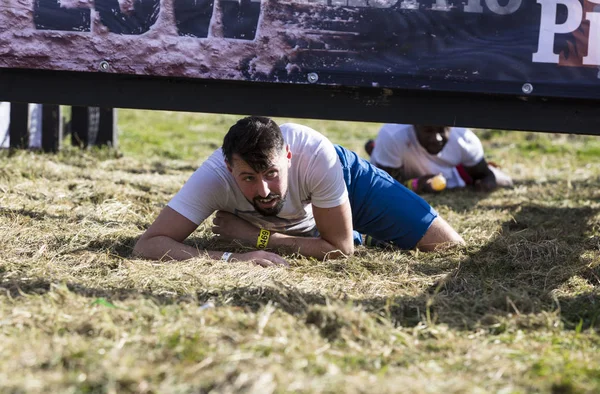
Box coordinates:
[280,122,325,138]
[449,127,481,146]
[194,149,231,184]
[450,127,478,138]
[202,148,227,169]
[377,124,414,148]
[446,127,484,164]
[380,123,413,133]
[280,123,333,151]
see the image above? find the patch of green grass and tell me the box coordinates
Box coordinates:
[117,110,381,161]
[118,110,241,161]
[576,145,600,160]
[506,132,600,161]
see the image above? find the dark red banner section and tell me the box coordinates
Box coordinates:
[0,0,599,99]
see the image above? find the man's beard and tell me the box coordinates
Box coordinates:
[252,193,286,216]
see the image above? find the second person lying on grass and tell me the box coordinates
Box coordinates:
[365,124,513,193]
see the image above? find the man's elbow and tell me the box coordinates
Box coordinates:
[418,235,464,252]
[324,242,354,259]
[417,216,465,252]
[341,242,355,257]
[132,238,145,258]
[132,236,155,260]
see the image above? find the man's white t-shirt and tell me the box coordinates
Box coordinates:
[370,124,484,188]
[168,123,348,236]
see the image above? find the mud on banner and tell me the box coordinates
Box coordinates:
[0,0,598,98]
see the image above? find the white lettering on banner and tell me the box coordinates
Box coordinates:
[399,1,419,9]
[464,0,483,12]
[486,0,522,15]
[296,0,397,6]
[583,2,600,65]
[295,0,525,12]
[370,0,399,7]
[348,0,369,5]
[432,0,451,12]
[463,0,521,14]
[463,0,483,12]
[533,0,583,64]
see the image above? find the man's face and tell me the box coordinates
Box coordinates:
[226,146,291,216]
[414,125,450,155]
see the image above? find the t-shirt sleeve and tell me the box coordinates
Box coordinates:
[459,129,485,167]
[306,141,349,209]
[371,124,404,169]
[167,165,226,225]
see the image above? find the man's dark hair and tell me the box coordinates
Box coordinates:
[222,116,285,172]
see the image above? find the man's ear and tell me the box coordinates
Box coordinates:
[225,160,233,173]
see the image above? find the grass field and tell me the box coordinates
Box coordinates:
[1,110,600,393]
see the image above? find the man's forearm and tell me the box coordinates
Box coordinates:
[473,173,498,192]
[211,210,354,260]
[377,165,405,183]
[134,234,290,267]
[267,232,352,260]
[133,235,223,261]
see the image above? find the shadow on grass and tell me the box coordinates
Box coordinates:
[0,275,329,317]
[401,204,600,330]
[2,203,599,333]
[426,178,600,214]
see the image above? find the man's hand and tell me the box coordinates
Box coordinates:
[134,207,290,265]
[416,174,444,193]
[465,158,514,192]
[230,251,290,267]
[210,211,289,267]
[213,204,354,261]
[473,175,497,192]
[212,211,260,243]
[471,164,513,192]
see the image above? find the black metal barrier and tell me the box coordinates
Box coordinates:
[0,68,598,137]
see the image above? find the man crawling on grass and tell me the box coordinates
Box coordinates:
[134,116,465,267]
[365,124,513,193]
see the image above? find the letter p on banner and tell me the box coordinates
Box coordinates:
[583,0,600,65]
[533,0,583,63]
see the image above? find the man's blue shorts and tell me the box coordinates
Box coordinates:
[335,145,438,250]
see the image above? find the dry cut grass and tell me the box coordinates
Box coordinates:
[0,114,600,393]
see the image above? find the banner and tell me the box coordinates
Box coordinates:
[0,0,599,99]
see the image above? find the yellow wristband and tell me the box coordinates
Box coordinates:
[256,229,270,249]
